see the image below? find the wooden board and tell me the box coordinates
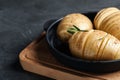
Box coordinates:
[19,32,120,80]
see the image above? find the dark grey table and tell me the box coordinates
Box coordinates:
[0,0,120,80]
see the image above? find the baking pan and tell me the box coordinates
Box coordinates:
[44,12,120,73]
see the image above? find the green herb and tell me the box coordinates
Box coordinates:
[98,33,108,40]
[67,25,88,34]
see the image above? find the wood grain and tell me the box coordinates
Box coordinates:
[19,32,120,80]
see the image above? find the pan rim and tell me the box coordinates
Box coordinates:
[45,16,120,64]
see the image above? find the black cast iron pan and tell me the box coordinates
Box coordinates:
[43,12,120,73]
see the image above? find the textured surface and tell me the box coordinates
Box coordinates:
[0,0,120,80]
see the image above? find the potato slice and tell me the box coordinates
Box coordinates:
[94,7,120,42]
[84,30,107,60]
[98,11,120,42]
[83,30,106,60]
[69,30,93,58]
[99,11,120,32]
[96,34,110,60]
[94,7,119,29]
[107,17,120,33]
[101,35,120,60]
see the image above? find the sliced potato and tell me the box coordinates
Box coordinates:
[94,7,119,29]
[99,11,120,41]
[83,30,109,60]
[69,30,120,61]
[96,34,110,60]
[94,7,120,42]
[99,11,120,31]
[101,35,120,60]
[69,30,93,58]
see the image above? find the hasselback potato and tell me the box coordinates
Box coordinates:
[69,29,120,61]
[57,13,93,42]
[94,7,119,29]
[56,9,120,61]
[94,7,120,40]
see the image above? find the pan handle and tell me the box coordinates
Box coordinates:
[36,19,56,43]
[43,19,57,31]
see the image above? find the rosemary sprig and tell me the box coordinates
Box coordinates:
[73,25,80,31]
[98,33,108,40]
[67,25,88,34]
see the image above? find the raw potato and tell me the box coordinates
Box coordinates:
[57,13,93,42]
[69,30,120,61]
[94,7,120,40]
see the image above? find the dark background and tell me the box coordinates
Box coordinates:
[0,0,120,80]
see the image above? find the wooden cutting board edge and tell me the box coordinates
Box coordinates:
[19,47,101,80]
[19,32,120,80]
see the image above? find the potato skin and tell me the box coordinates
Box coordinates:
[94,7,119,29]
[94,7,120,41]
[99,11,120,40]
[69,30,120,61]
[57,13,93,42]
